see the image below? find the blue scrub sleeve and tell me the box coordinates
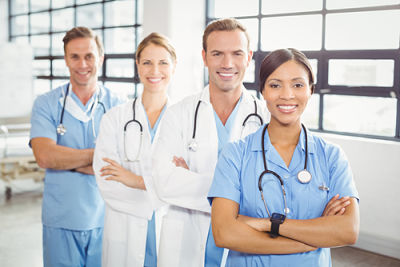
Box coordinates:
[30,94,58,144]
[327,144,359,201]
[207,141,243,205]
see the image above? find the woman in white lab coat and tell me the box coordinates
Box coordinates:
[93,32,176,267]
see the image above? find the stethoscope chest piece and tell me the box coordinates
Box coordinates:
[57,124,67,135]
[188,139,198,152]
[297,169,312,184]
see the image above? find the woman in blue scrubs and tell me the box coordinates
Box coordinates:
[93,32,176,267]
[208,48,360,267]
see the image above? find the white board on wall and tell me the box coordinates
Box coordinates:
[0,43,33,118]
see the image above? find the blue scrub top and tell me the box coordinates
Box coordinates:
[30,83,123,230]
[208,126,359,267]
[205,96,242,267]
[143,103,167,267]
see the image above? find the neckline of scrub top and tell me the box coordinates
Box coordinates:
[213,94,243,155]
[67,83,102,114]
[143,102,167,143]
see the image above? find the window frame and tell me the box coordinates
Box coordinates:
[206,0,400,141]
[8,0,142,98]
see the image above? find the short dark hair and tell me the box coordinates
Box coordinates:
[259,48,315,93]
[202,18,250,52]
[63,26,104,56]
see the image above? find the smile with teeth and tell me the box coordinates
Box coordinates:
[148,77,162,83]
[278,105,297,112]
[218,72,235,79]
[78,71,89,75]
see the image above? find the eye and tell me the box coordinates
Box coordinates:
[268,83,280,89]
[142,61,151,65]
[160,60,169,65]
[293,83,304,88]
[234,51,244,56]
[85,54,94,60]
[211,52,221,56]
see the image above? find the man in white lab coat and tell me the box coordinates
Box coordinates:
[152,18,269,267]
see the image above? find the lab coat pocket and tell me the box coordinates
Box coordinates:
[158,215,185,267]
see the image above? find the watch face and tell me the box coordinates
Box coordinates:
[271,213,285,222]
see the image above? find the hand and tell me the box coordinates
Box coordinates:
[74,165,94,175]
[237,214,269,232]
[322,194,350,216]
[172,156,189,170]
[100,158,146,190]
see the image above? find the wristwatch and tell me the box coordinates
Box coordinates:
[270,213,286,238]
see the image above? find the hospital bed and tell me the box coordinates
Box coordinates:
[0,122,44,199]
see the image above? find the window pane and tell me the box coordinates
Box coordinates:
[104,81,135,99]
[106,59,134,78]
[262,0,322,14]
[31,0,50,12]
[11,0,28,15]
[105,0,135,27]
[31,12,50,34]
[237,18,258,51]
[33,60,51,76]
[104,28,135,54]
[52,33,65,56]
[324,95,396,136]
[52,80,69,89]
[11,16,29,35]
[33,79,51,96]
[244,59,255,83]
[326,10,400,50]
[52,0,74,9]
[31,35,50,56]
[213,0,258,17]
[76,4,103,29]
[53,59,69,76]
[302,93,319,129]
[327,0,400,9]
[329,60,394,87]
[11,36,29,44]
[261,15,322,51]
[52,8,74,32]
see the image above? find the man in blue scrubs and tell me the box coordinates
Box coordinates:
[152,18,269,267]
[30,27,122,267]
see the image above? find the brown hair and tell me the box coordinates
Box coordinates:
[136,32,177,62]
[63,26,104,56]
[259,48,315,93]
[202,18,250,52]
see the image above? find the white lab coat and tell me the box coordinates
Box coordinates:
[93,98,167,267]
[152,86,269,267]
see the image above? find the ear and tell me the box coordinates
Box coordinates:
[99,54,104,67]
[202,49,207,67]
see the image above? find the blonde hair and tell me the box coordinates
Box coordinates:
[136,32,177,62]
[202,18,250,52]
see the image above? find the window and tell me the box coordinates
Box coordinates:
[206,0,400,140]
[9,0,142,99]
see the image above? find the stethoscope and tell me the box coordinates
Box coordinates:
[123,97,143,162]
[188,96,264,152]
[57,84,106,137]
[258,123,312,217]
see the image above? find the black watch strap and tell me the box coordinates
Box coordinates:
[270,221,280,238]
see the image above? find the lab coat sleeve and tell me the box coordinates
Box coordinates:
[152,107,214,214]
[93,108,154,219]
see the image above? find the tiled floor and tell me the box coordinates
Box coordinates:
[1,191,399,267]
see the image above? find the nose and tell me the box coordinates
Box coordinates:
[280,85,295,100]
[221,54,233,69]
[78,58,88,68]
[150,64,160,74]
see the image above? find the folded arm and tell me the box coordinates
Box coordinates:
[211,197,317,254]
[31,137,93,171]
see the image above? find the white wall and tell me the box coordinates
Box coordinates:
[0,0,8,42]
[142,0,205,104]
[320,133,400,259]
